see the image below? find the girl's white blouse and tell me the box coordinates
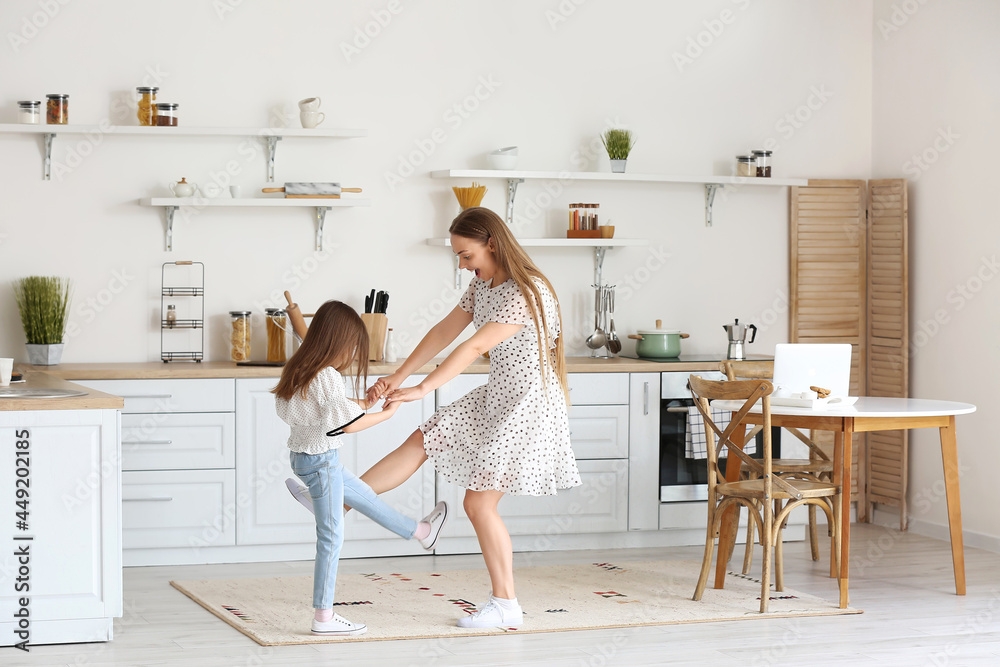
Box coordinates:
[275,367,364,455]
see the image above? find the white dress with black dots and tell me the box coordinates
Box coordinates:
[419,276,582,496]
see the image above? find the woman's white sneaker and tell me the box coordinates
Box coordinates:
[311,613,367,635]
[456,597,523,628]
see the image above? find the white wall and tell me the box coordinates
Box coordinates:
[0,0,873,364]
[872,0,999,548]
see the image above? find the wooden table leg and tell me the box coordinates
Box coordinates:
[839,420,854,609]
[714,420,748,589]
[940,416,966,596]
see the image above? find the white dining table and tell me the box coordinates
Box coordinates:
[709,396,976,609]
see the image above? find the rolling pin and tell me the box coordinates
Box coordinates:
[262,183,362,198]
[284,291,310,341]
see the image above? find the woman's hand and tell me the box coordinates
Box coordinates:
[367,373,402,404]
[384,383,429,405]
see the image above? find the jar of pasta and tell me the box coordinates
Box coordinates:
[136,87,158,126]
[46,94,68,124]
[265,308,288,363]
[229,311,251,362]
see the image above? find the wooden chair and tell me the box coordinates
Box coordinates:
[721,360,835,573]
[689,375,841,613]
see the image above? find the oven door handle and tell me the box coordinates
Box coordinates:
[665,406,690,413]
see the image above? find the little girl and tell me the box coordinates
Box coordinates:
[272,299,448,636]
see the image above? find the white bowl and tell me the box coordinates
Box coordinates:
[487,153,518,170]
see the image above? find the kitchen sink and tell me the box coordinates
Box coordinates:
[0,387,88,399]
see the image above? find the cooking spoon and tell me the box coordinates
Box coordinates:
[607,288,622,354]
[585,287,606,349]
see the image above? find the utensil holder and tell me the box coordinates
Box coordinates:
[567,229,601,238]
[360,313,388,362]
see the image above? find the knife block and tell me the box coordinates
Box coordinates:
[360,313,388,362]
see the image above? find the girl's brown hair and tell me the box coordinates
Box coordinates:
[450,207,568,402]
[272,300,369,401]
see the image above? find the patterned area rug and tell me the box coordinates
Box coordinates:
[170,560,861,645]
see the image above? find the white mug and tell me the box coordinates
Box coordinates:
[229,185,242,198]
[0,358,13,387]
[298,97,321,112]
[300,111,325,129]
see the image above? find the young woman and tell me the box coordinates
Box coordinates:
[363,206,581,628]
[273,300,447,636]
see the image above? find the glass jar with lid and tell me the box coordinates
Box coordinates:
[136,87,158,126]
[18,101,40,124]
[736,155,756,177]
[46,94,68,124]
[155,102,178,126]
[265,308,289,363]
[752,149,772,177]
[229,311,251,362]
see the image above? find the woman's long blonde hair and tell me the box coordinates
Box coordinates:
[450,207,568,403]
[272,300,369,401]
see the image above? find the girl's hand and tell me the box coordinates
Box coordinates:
[385,384,428,404]
[368,373,403,403]
[381,399,401,416]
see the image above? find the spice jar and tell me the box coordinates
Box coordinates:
[736,155,755,177]
[136,87,158,126]
[18,101,41,124]
[752,150,772,178]
[265,308,288,363]
[155,103,178,127]
[165,304,177,328]
[229,311,251,362]
[46,94,68,124]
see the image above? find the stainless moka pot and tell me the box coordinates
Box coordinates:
[723,318,757,360]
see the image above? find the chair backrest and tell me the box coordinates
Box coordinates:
[721,360,774,381]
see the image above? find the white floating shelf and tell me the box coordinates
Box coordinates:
[0,123,366,181]
[431,169,808,227]
[139,198,370,252]
[426,237,646,247]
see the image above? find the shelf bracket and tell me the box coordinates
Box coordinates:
[266,135,283,183]
[315,206,329,251]
[165,206,177,251]
[505,178,524,226]
[594,246,609,286]
[704,183,721,227]
[43,133,55,180]
[452,254,462,290]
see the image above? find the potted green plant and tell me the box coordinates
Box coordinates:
[601,128,636,173]
[13,276,71,365]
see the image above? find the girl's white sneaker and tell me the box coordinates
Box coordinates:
[456,597,523,628]
[286,478,314,514]
[311,613,367,635]
[417,501,449,550]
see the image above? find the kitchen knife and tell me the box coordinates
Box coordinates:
[365,289,375,313]
[261,183,363,198]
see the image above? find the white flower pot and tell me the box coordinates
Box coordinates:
[610,159,627,173]
[26,343,64,365]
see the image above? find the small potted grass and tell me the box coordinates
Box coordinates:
[13,276,72,365]
[601,128,636,173]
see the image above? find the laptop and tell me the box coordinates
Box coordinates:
[771,343,853,404]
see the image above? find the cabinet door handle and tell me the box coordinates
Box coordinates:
[643,382,649,416]
[123,496,173,502]
[119,394,172,399]
[122,440,173,445]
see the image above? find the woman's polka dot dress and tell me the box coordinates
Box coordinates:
[420,276,582,496]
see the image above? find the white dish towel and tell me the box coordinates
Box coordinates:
[685,406,756,460]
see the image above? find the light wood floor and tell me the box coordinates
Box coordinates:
[18,524,1000,666]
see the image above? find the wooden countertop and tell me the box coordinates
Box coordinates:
[0,372,124,412]
[23,356,731,380]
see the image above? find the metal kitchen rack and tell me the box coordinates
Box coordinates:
[160,261,204,362]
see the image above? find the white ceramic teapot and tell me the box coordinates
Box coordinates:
[169,177,198,198]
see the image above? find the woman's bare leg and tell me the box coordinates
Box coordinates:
[463,489,514,599]
[358,428,428,494]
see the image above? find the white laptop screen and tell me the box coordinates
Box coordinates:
[772,343,852,398]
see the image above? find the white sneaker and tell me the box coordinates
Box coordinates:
[417,501,448,550]
[286,478,314,515]
[456,596,523,628]
[311,613,367,636]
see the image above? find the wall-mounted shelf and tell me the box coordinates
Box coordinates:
[0,124,367,181]
[140,197,371,252]
[426,237,648,287]
[430,169,808,227]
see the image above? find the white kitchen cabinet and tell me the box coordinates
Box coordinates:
[71,378,235,414]
[121,412,235,471]
[235,376,435,551]
[567,405,629,459]
[628,373,660,531]
[0,408,121,647]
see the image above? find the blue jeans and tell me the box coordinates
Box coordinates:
[290,449,418,609]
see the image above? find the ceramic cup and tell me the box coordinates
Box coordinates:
[298,97,321,112]
[229,185,242,198]
[300,111,325,129]
[0,358,12,387]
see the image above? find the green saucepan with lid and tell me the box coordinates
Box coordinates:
[628,320,690,358]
